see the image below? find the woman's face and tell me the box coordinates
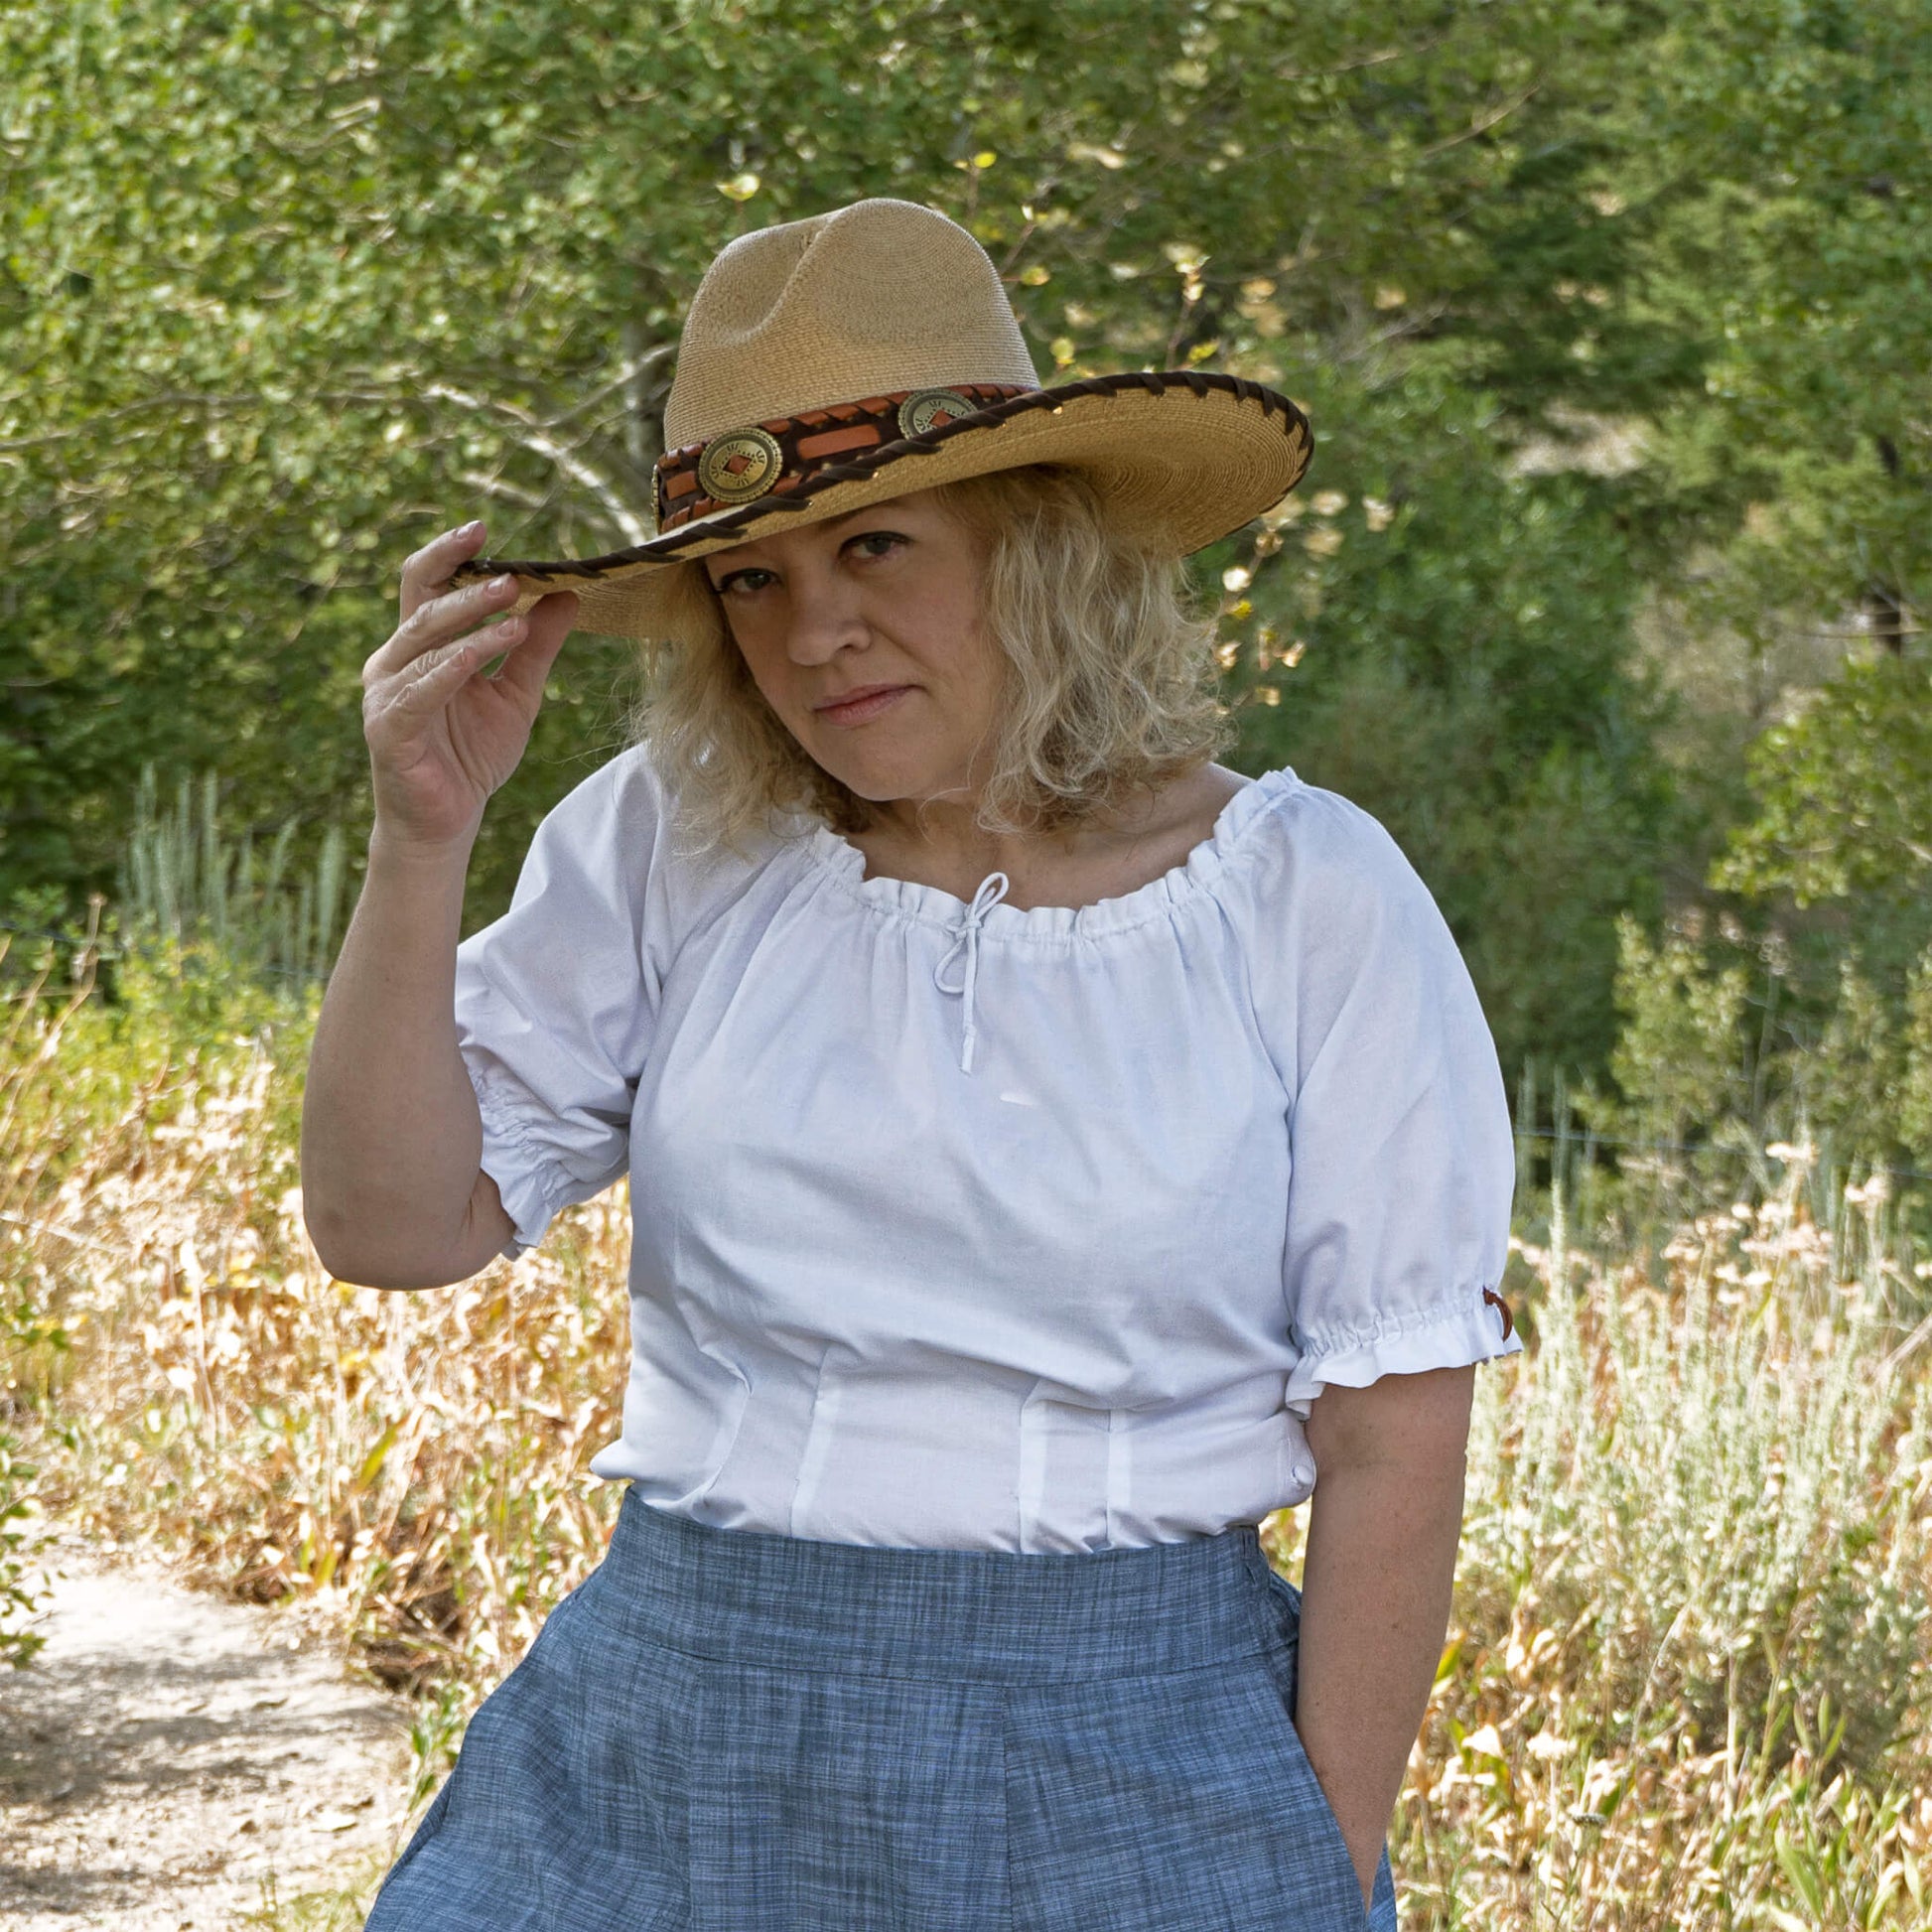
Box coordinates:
[701,488,1002,809]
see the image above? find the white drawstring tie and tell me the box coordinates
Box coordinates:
[932,871,1010,1073]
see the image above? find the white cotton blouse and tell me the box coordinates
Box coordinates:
[452,744,1519,1554]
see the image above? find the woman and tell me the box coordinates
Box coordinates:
[303,198,1518,1930]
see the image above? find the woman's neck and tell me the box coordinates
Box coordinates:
[851,763,1246,910]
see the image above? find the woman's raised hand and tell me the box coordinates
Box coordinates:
[363,521,579,853]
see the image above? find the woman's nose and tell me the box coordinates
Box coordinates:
[782,584,869,664]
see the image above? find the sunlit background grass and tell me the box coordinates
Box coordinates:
[3,792,1928,1931]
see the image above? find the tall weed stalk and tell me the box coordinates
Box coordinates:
[113,761,349,992]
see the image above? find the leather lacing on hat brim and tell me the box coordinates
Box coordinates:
[451,369,1310,588]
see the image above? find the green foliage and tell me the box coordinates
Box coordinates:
[1804,960,1905,1176]
[1675,649,1932,1194]
[1222,371,1676,1073]
[1904,958,1932,1168]
[1715,657,1932,906]
[10,5,1932,1885]
[1598,911,1753,1152]
[0,1428,47,1668]
[4,0,1931,1100]
[4,0,1626,937]
[1584,907,1932,1221]
[3,0,1708,1073]
[1607,0,1932,624]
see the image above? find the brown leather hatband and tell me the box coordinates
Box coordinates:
[654,383,1035,531]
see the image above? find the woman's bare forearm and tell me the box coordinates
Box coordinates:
[304,523,575,1287]
[1297,1367,1473,1909]
[299,829,497,1287]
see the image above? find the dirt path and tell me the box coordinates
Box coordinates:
[0,1538,414,1930]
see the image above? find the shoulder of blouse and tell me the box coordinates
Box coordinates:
[1228,775,1437,935]
[551,740,802,952]
[1230,776,1476,1083]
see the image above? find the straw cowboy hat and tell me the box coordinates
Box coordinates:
[450,198,1313,639]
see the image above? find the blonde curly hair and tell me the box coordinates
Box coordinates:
[621,464,1234,856]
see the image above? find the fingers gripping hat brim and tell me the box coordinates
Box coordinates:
[451,371,1312,643]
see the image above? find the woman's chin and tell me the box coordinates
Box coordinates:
[807,737,938,806]
[823,762,921,807]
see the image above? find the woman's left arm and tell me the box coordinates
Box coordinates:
[1295,1363,1474,1912]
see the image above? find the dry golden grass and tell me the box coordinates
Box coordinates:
[1375,1187,1932,1929]
[4,930,1930,1928]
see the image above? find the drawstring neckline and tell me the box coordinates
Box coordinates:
[932,872,1010,1073]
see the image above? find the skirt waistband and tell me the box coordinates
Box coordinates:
[572,1488,1295,1685]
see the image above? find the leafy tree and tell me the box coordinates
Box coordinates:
[1220,369,1678,1073]
[8,0,1929,1099]
[1598,911,1752,1159]
[1714,656,1932,907]
[1901,957,1932,1167]
[1601,0,1932,1070]
[4,0,1613,918]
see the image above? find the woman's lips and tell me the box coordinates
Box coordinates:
[815,685,910,726]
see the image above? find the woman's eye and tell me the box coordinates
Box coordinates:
[713,534,901,593]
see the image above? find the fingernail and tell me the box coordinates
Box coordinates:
[490,573,516,592]
[460,519,483,537]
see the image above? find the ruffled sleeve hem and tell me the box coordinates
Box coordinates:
[469,1063,572,1262]
[1284,1283,1521,1412]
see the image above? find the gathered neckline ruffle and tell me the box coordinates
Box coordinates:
[795,766,1303,943]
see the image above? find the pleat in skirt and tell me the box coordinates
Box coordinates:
[364,1486,1398,1929]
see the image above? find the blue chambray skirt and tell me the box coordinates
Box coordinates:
[365,1486,1399,1930]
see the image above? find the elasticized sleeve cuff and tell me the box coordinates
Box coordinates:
[1284,1282,1521,1413]
[471,1064,571,1262]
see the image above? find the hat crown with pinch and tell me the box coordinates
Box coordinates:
[663,199,1040,452]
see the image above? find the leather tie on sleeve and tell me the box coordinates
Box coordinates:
[932,872,1011,1074]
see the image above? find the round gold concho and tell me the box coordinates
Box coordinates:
[696,426,784,505]
[897,388,979,439]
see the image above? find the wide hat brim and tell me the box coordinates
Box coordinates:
[449,370,1311,642]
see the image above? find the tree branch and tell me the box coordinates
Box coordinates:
[1277,34,1455,82]
[457,471,549,512]
[546,341,678,429]
[1416,85,1541,162]
[423,383,651,543]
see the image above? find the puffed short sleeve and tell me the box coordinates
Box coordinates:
[454,747,670,1261]
[1249,785,1519,1411]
